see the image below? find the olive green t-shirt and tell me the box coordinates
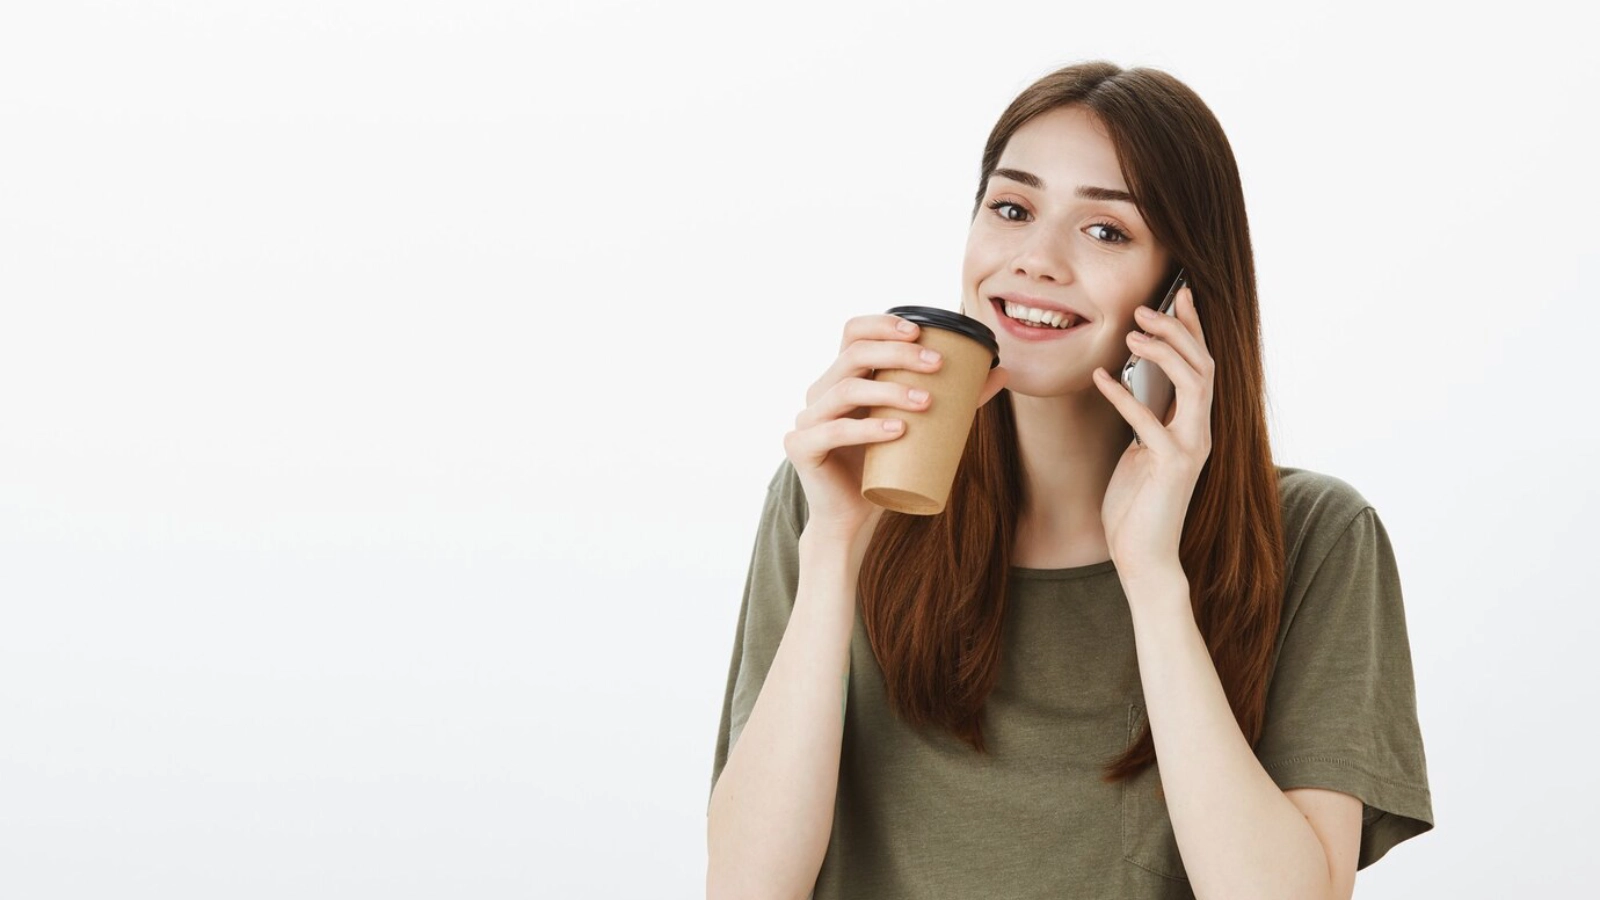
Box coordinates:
[710,458,1435,899]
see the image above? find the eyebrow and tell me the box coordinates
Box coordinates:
[991,167,1136,204]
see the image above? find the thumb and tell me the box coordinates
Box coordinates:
[976,365,1009,407]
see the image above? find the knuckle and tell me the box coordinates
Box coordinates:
[840,319,866,352]
[832,378,855,407]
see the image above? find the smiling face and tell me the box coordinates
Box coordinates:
[961,104,1173,398]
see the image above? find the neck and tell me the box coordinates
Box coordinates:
[1007,385,1133,558]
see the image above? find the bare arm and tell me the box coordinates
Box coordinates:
[707,312,1006,900]
[706,528,866,900]
[1125,566,1349,900]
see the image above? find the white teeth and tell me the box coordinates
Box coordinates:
[1001,300,1077,329]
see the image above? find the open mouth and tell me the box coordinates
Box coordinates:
[991,297,1086,332]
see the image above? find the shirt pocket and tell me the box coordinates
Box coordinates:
[1121,703,1190,882]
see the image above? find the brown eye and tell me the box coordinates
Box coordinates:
[985,199,1029,222]
[1086,222,1131,244]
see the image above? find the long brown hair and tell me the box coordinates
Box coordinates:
[858,61,1285,787]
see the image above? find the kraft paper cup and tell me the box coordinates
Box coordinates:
[861,306,999,516]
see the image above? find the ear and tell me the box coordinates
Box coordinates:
[977,365,1010,407]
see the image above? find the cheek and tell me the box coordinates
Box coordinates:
[959,248,981,290]
[962,233,1001,279]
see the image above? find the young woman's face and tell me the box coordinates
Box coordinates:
[961,104,1172,398]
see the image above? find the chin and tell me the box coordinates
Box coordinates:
[997,367,1092,399]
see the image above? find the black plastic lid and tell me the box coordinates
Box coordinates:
[884,306,1000,368]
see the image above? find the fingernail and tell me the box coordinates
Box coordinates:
[1136,306,1155,320]
[897,319,916,334]
[908,388,929,402]
[920,348,941,363]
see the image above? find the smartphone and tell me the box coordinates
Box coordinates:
[1119,267,1187,424]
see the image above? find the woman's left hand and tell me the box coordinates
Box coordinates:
[1091,283,1214,584]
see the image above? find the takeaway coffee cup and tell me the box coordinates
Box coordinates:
[861,306,1000,516]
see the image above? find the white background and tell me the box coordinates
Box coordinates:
[1,1,1595,897]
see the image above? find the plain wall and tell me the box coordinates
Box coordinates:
[1,1,1595,896]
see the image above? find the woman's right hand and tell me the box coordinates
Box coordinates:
[783,314,1009,546]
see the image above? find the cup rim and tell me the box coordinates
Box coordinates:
[883,306,999,368]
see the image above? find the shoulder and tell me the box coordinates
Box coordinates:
[1275,464,1373,526]
[1274,464,1377,568]
[1272,465,1405,630]
[763,457,810,536]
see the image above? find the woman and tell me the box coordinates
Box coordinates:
[707,61,1434,900]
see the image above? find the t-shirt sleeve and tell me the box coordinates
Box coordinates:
[708,458,808,813]
[1254,504,1436,869]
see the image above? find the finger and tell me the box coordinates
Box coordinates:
[838,313,920,355]
[796,376,931,431]
[1124,331,1211,438]
[808,338,943,406]
[1172,285,1207,352]
[783,415,906,469]
[1091,366,1171,452]
[1135,298,1211,377]
[1125,330,1203,396]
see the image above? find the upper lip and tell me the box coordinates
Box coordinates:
[990,292,1091,323]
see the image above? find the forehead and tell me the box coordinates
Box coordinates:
[994,105,1126,191]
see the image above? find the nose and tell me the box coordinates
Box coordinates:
[1009,223,1076,284]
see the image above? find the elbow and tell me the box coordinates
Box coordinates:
[706,780,821,900]
[706,822,810,900]
[707,840,800,900]
[706,858,799,900]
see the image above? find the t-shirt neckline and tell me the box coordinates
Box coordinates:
[1009,558,1119,581]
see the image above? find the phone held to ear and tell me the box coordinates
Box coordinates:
[1119,267,1187,423]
